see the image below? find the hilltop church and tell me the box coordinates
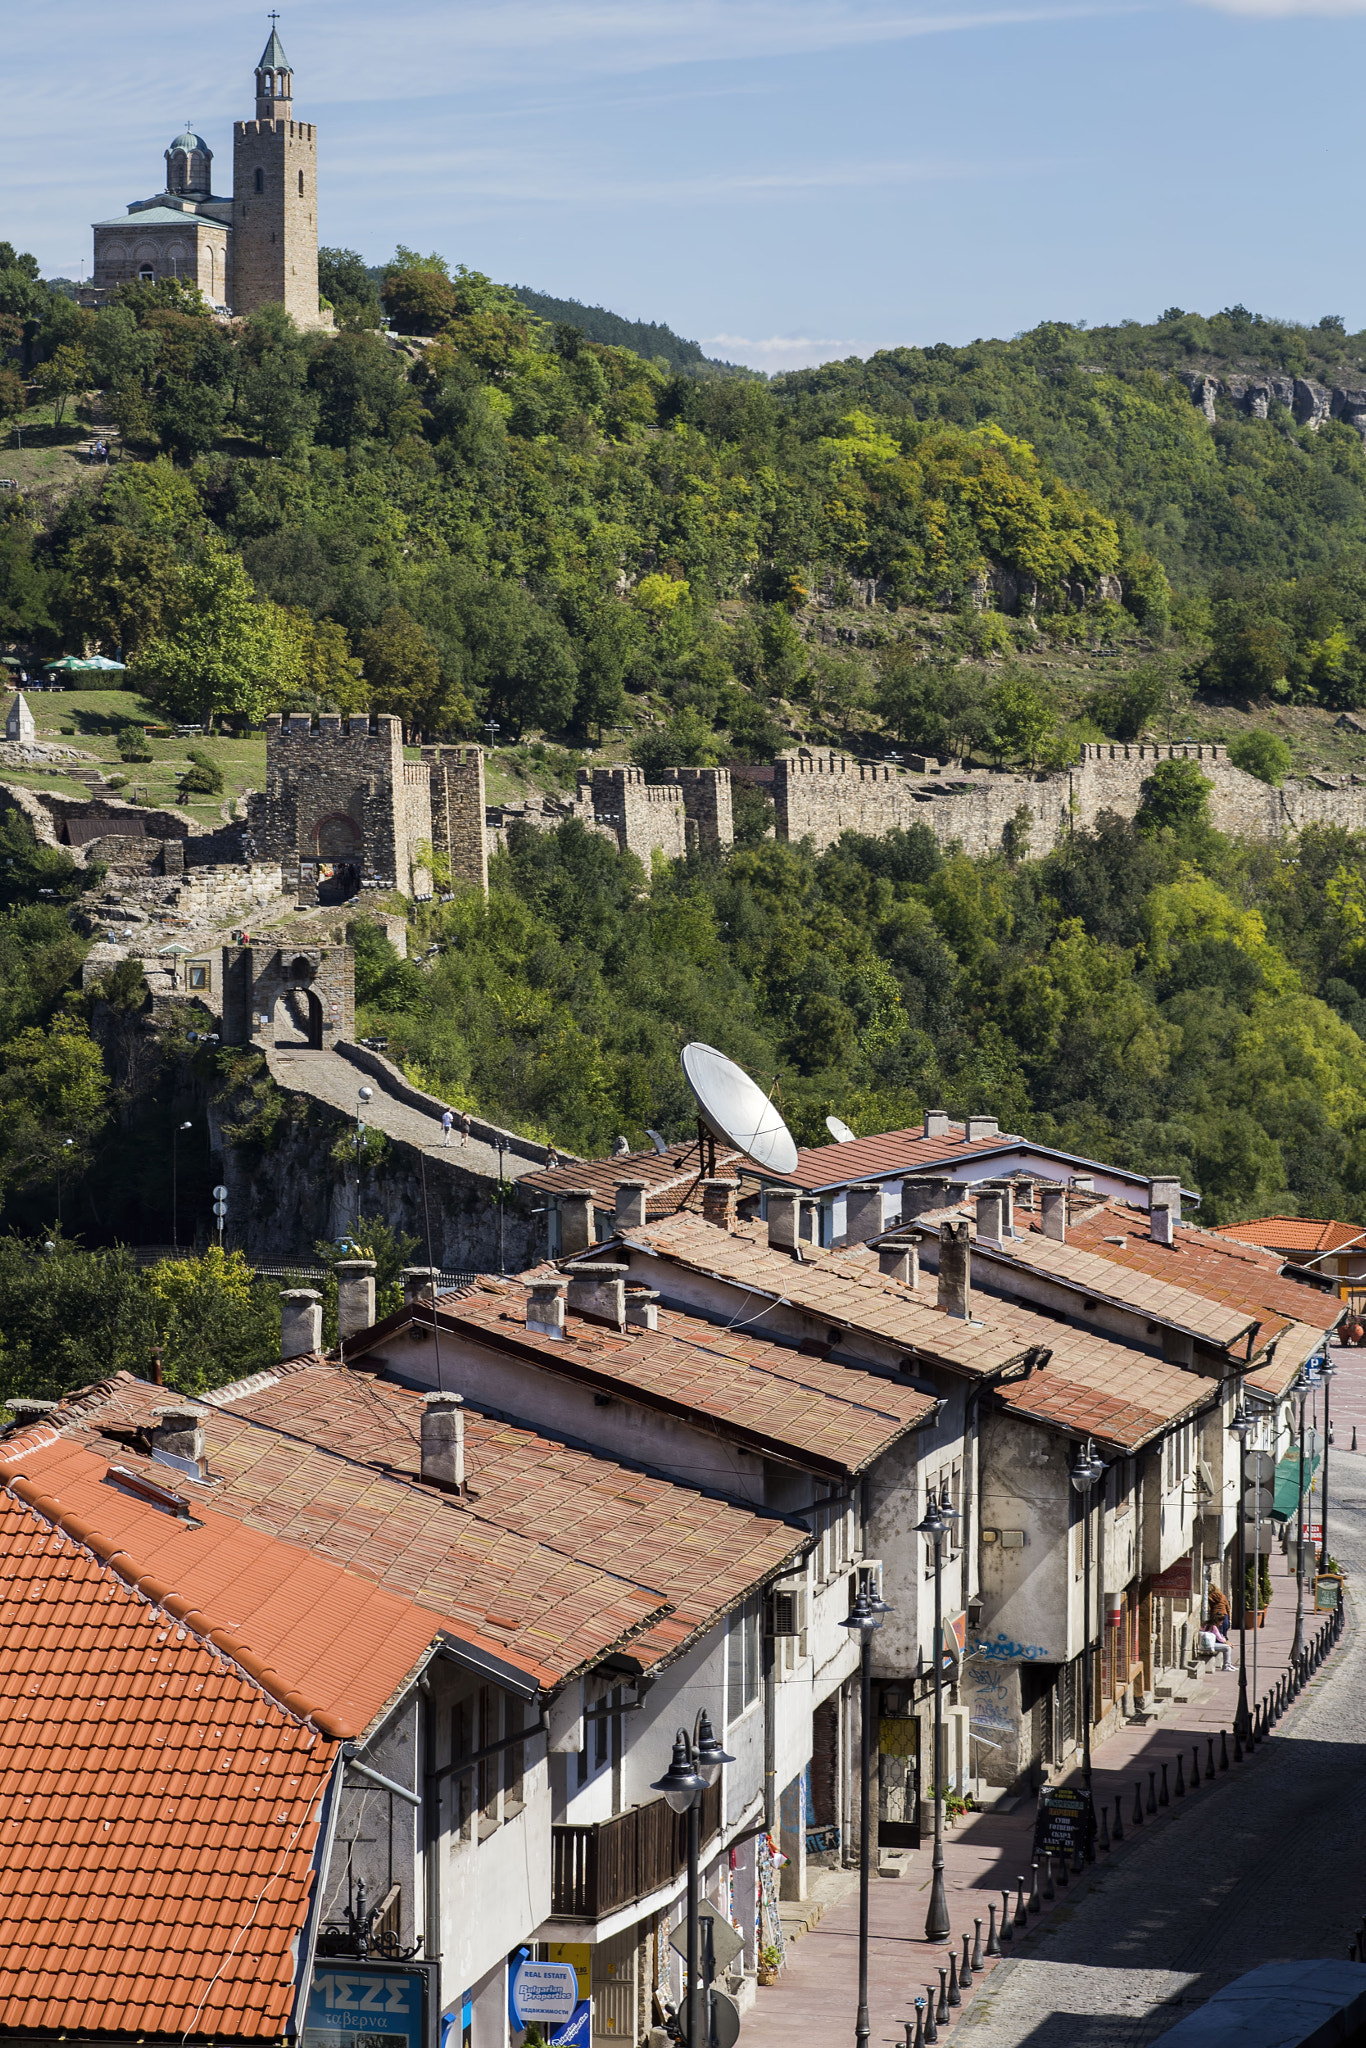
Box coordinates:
[86,23,328,328]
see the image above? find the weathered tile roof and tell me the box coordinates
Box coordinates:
[1206,1214,1366,1258]
[1,1379,666,1702]
[962,1219,1256,1348]
[0,1487,336,2040]
[208,1360,809,1667]
[519,1139,742,1218]
[392,1278,940,1478]
[771,1123,1019,1194]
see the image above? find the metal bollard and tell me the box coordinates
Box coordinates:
[1000,1890,1014,1943]
[937,1966,949,2024]
[972,1918,984,1972]
[1113,1792,1124,1842]
[948,1952,961,2007]
[1220,1730,1230,1771]
[1147,1769,1158,1815]
[961,1931,973,1990]
[1042,1851,1055,1901]
[1159,1760,1170,1806]
[914,2001,927,2048]
[1207,1734,1217,1777]
[1014,1877,1028,1929]
[1191,1742,1201,1788]
[1133,1781,1144,1828]
[986,1903,1002,1958]
[1072,1837,1085,1876]
[1174,1752,1186,1798]
[1029,1860,1042,1915]
[1233,1720,1244,1764]
[924,1985,939,2043]
[1099,1802,1111,1852]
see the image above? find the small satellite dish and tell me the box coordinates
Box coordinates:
[647,1129,669,1157]
[681,1043,799,1176]
[826,1115,857,1144]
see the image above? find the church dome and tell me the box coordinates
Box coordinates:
[165,125,213,199]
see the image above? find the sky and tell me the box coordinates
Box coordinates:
[8,0,1366,371]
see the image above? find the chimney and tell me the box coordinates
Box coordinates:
[843,1182,884,1244]
[281,1287,323,1360]
[903,1175,954,1220]
[615,1181,648,1231]
[1149,1176,1181,1217]
[1071,1174,1095,1197]
[626,1286,660,1332]
[151,1404,207,1473]
[700,1178,739,1232]
[878,1237,919,1288]
[937,1221,972,1319]
[1041,1187,1067,1243]
[336,1260,376,1342]
[964,1115,999,1142]
[923,1109,950,1139]
[559,1188,597,1257]
[4,1398,56,1431]
[566,1262,627,1329]
[421,1391,465,1490]
[526,1277,568,1339]
[767,1187,802,1253]
[975,1188,1006,1244]
[1151,1205,1176,1247]
[402,1266,441,1306]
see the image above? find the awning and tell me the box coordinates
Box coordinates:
[1271,1440,1321,1520]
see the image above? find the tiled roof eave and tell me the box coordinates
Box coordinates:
[968,1240,1255,1349]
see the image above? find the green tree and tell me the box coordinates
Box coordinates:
[631,705,719,776]
[1136,757,1214,837]
[235,305,317,454]
[154,378,226,462]
[986,671,1055,769]
[61,526,180,655]
[383,263,457,335]
[85,305,161,389]
[34,343,88,427]
[318,247,382,327]
[309,331,413,447]
[1229,729,1293,786]
[0,367,25,427]
[0,1013,109,1198]
[131,550,288,729]
[356,606,472,736]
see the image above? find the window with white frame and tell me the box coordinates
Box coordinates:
[726,1595,761,1723]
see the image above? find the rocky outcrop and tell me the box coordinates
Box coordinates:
[1180,368,1366,441]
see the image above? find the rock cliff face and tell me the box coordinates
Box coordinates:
[1178,368,1366,440]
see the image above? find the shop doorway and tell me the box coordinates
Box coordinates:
[877,1691,919,1849]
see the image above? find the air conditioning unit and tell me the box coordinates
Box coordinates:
[767,1582,807,1637]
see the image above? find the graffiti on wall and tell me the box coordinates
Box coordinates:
[969,1633,1051,1662]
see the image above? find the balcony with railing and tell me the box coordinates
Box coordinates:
[550,1781,723,1920]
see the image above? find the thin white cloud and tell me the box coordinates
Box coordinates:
[703,332,872,369]
[1187,0,1366,11]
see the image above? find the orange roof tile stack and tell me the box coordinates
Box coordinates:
[1205,1214,1366,1258]
[0,1489,336,2041]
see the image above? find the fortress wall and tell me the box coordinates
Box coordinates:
[660,766,734,849]
[423,745,489,894]
[585,765,688,862]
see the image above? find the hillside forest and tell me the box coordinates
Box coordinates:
[2,245,1366,1299]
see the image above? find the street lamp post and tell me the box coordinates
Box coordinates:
[172,1119,192,1248]
[1291,1372,1310,1661]
[56,1136,73,1231]
[652,1712,732,2048]
[915,1494,951,1942]
[1070,1439,1105,1856]
[841,1566,889,2043]
[1319,1355,1335,1573]
[356,1087,373,1231]
[1228,1403,1252,1746]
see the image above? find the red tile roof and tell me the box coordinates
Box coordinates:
[1206,1215,1366,1258]
[208,1362,808,1668]
[961,1221,1255,1348]
[1,1382,666,1702]
[773,1123,1019,1193]
[519,1139,743,1217]
[392,1279,940,1479]
[0,1488,336,2041]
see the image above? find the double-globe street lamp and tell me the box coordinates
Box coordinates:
[652,1709,734,2048]
[1228,1402,1254,1750]
[840,1564,892,2048]
[915,1485,958,1945]
[1070,1438,1105,1858]
[1290,1368,1312,1662]
[1319,1353,1335,1574]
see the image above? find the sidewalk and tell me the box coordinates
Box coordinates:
[743,1481,1339,2044]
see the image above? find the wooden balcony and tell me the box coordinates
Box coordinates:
[550,1781,723,1919]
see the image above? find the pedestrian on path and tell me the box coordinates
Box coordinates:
[441,1108,454,1146]
[546,1144,559,1170]
[459,1111,470,1147]
[1206,1581,1232,1670]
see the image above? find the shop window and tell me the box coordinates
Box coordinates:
[187,961,209,991]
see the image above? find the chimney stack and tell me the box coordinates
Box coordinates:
[336,1260,376,1343]
[878,1237,919,1288]
[964,1114,999,1142]
[1148,1176,1181,1217]
[526,1277,568,1339]
[4,1398,56,1431]
[975,1188,1006,1243]
[1071,1174,1095,1196]
[1150,1205,1176,1247]
[903,1175,954,1220]
[566,1262,628,1329]
[402,1266,442,1306]
[151,1404,207,1473]
[559,1188,597,1257]
[614,1181,648,1232]
[281,1287,323,1360]
[1040,1187,1067,1243]
[700,1178,739,1232]
[923,1110,951,1139]
[937,1221,972,1319]
[843,1183,884,1244]
[766,1187,802,1253]
[626,1286,660,1332]
[420,1391,465,1491]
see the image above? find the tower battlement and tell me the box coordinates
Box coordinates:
[1077,742,1227,764]
[267,713,402,746]
[233,120,316,141]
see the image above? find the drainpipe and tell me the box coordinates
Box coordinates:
[420,1676,440,1967]
[763,1632,776,1834]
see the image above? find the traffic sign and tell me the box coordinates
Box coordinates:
[212,1184,228,1200]
[670,1900,744,1974]
[710,1988,742,2048]
[1245,1450,1276,1485]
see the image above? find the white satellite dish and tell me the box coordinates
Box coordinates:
[681,1043,799,1176]
[826,1115,857,1144]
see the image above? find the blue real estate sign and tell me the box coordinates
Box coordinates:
[305,1964,431,2048]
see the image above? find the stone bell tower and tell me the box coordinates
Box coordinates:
[231,20,327,327]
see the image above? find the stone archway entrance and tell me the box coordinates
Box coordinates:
[274,985,324,1049]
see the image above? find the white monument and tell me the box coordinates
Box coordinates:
[5,693,35,745]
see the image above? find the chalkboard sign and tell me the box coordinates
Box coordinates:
[1032,1784,1094,1859]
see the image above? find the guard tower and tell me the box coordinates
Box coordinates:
[231,22,327,326]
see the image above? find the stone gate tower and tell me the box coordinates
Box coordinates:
[231,24,328,327]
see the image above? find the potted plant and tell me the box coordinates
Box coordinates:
[1244,1556,1273,1627]
[757,1945,782,1988]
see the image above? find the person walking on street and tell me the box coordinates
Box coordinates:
[459,1111,470,1147]
[1206,1581,1232,1671]
[441,1108,454,1147]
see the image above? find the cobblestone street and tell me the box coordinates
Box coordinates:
[746,1347,1364,2048]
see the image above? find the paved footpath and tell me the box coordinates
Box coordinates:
[746,1350,1366,2048]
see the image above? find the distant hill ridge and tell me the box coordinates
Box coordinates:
[506,285,754,379]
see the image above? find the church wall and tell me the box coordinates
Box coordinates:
[92,218,227,300]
